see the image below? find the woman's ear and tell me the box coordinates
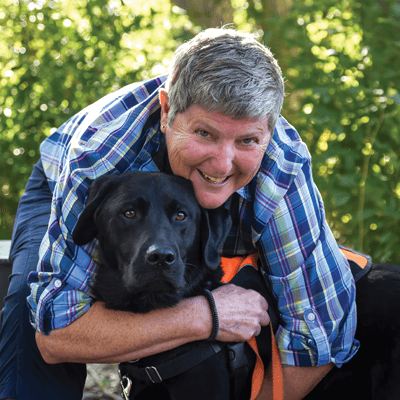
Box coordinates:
[159,89,170,132]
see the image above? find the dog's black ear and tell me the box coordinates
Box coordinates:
[72,174,117,246]
[201,206,232,270]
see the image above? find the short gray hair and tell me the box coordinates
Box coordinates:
[165,27,285,132]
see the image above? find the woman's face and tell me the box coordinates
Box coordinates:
[160,90,271,209]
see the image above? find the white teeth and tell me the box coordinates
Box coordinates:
[201,171,227,183]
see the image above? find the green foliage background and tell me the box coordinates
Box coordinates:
[1,0,399,263]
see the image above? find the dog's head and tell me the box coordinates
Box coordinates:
[72,171,232,312]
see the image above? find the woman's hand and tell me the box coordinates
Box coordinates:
[211,284,270,342]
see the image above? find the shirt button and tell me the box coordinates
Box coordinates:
[54,279,62,288]
[307,312,316,321]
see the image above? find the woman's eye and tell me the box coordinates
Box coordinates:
[124,210,136,219]
[176,211,187,221]
[198,130,209,138]
[242,138,256,145]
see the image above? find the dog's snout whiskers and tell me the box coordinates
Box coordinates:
[145,245,176,267]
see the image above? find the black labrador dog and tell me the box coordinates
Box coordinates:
[73,171,278,400]
[73,171,400,400]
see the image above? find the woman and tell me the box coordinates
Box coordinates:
[0,28,358,400]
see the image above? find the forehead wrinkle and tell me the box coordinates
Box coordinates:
[197,119,267,133]
[188,107,270,137]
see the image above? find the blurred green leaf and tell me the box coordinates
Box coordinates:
[333,191,351,206]
[0,0,193,239]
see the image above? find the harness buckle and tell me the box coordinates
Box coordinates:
[145,366,163,383]
[119,369,132,400]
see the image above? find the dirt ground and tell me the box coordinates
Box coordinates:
[83,363,122,400]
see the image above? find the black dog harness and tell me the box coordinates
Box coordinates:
[119,340,255,400]
[120,341,222,385]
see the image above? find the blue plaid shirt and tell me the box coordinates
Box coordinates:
[27,75,359,367]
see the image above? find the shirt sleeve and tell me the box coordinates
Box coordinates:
[27,77,166,335]
[257,158,359,367]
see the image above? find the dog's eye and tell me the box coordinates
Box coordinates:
[124,210,136,219]
[176,211,187,221]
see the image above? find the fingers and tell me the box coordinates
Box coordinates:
[210,284,271,342]
[260,310,271,328]
[254,324,262,337]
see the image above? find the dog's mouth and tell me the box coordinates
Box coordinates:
[140,279,181,292]
[128,270,185,295]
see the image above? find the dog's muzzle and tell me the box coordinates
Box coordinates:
[145,245,176,267]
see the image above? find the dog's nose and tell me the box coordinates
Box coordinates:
[145,245,176,266]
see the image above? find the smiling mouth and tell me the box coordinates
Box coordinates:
[199,170,229,184]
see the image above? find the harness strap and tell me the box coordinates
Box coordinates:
[339,245,371,270]
[119,342,223,384]
[220,254,284,400]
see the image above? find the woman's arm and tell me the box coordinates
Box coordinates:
[256,363,334,400]
[36,284,269,364]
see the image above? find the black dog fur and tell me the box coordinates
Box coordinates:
[73,171,277,400]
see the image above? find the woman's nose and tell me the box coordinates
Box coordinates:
[209,144,235,175]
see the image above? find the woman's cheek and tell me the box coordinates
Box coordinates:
[243,147,266,169]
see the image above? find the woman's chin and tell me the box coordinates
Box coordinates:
[191,178,233,209]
